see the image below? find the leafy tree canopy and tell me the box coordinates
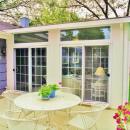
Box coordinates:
[0,0,130,25]
[30,0,79,26]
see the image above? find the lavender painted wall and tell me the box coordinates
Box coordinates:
[0,39,6,91]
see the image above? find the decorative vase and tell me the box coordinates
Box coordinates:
[49,90,55,98]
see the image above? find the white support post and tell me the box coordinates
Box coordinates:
[82,46,85,101]
[28,48,32,92]
[122,23,130,103]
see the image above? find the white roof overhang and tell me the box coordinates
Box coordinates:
[4,17,130,34]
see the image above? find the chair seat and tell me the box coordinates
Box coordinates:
[68,114,95,130]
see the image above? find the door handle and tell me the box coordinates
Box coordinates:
[106,73,110,77]
[13,68,19,72]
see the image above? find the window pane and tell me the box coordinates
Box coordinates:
[62,47,82,97]
[61,26,110,41]
[32,48,47,92]
[16,48,28,92]
[42,67,46,75]
[62,48,68,56]
[14,32,48,43]
[62,68,68,75]
[62,57,69,67]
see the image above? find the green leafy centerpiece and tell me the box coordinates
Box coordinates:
[38,84,59,99]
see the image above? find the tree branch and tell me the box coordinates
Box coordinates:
[74,0,100,19]
[105,0,118,17]
[126,0,130,16]
[0,0,31,11]
[94,0,108,18]
[103,0,108,17]
[0,13,18,22]
[58,4,81,8]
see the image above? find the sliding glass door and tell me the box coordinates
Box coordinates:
[15,48,46,92]
[62,46,109,102]
[84,46,109,102]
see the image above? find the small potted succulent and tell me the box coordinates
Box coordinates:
[38,83,59,99]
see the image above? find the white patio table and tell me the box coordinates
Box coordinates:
[14,91,81,111]
[14,91,81,129]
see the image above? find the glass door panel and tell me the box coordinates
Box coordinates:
[32,48,46,91]
[16,48,28,91]
[62,47,82,97]
[84,46,109,102]
[15,48,46,92]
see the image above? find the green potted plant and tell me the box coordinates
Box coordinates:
[49,84,59,98]
[38,85,52,99]
[38,84,59,99]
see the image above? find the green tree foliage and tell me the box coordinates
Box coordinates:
[30,0,79,26]
[0,0,37,24]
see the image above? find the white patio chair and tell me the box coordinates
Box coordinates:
[0,111,48,130]
[66,102,109,130]
[2,89,26,111]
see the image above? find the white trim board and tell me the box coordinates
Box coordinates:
[4,17,130,34]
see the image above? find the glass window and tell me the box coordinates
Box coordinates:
[61,26,110,41]
[62,47,82,97]
[14,32,48,43]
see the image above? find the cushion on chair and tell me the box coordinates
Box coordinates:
[68,114,95,130]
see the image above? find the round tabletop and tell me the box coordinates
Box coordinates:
[14,91,81,111]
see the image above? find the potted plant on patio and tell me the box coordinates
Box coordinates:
[38,83,59,99]
[48,84,59,98]
[38,85,52,99]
